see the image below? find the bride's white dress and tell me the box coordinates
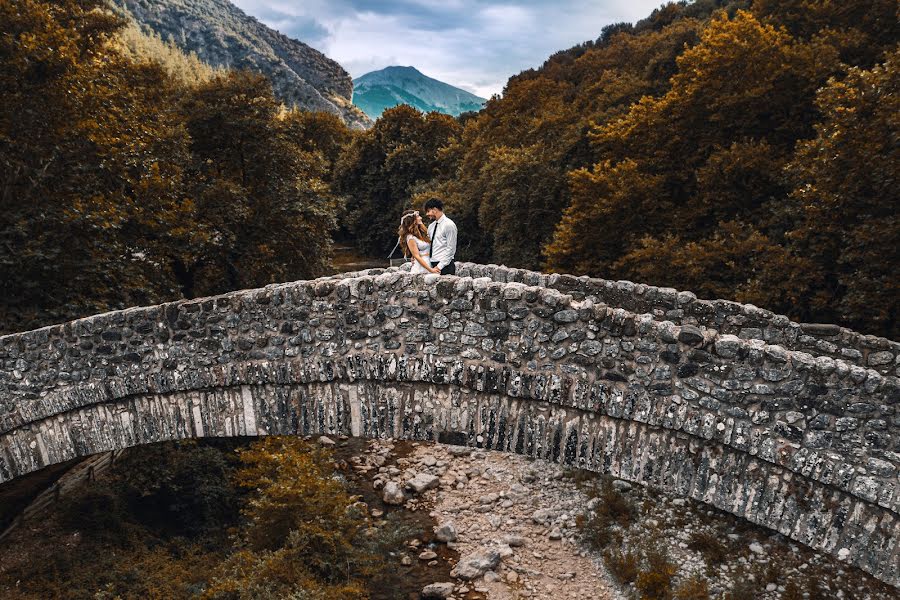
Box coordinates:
[407,234,432,274]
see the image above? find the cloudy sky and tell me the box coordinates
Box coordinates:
[232,0,666,98]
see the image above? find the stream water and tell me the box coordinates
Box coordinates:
[333,438,463,600]
[328,244,464,599]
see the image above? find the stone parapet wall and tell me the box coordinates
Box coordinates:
[454,263,900,376]
[0,269,897,584]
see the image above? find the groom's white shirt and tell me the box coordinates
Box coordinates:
[428,214,457,271]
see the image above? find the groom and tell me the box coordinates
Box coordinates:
[424,197,457,275]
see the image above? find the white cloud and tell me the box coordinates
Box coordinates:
[232,0,666,97]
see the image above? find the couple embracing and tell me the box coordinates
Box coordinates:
[397,198,457,275]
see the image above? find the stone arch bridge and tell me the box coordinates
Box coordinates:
[0,263,897,585]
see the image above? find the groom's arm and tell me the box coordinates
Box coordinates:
[436,221,458,270]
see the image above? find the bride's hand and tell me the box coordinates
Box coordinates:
[429,266,441,274]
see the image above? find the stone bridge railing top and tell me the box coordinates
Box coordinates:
[443,263,898,377]
[330,262,899,376]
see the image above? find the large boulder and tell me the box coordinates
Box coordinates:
[382,481,406,505]
[406,473,440,493]
[434,521,458,543]
[451,547,501,580]
[421,582,454,598]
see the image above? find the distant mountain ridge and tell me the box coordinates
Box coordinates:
[353,66,486,119]
[110,0,372,129]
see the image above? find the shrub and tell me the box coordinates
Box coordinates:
[603,548,639,584]
[723,566,758,600]
[202,545,369,600]
[579,479,637,549]
[57,487,129,546]
[782,580,803,600]
[636,547,677,600]
[114,440,240,536]
[228,437,376,586]
[687,530,728,566]
[674,574,711,600]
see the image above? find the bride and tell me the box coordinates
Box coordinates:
[398,210,440,274]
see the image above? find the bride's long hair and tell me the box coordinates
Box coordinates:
[397,210,430,258]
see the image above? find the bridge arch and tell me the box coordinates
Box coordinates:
[0,264,897,585]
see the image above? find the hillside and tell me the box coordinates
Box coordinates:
[336,0,899,338]
[1,0,354,334]
[353,66,486,119]
[110,0,372,129]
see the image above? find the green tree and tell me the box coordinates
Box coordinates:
[334,105,461,256]
[170,71,338,297]
[280,109,353,183]
[0,0,192,332]
[1,1,342,333]
[783,48,900,336]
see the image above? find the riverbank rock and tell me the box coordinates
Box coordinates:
[451,547,501,580]
[435,521,458,543]
[407,473,440,493]
[421,582,454,598]
[382,481,405,505]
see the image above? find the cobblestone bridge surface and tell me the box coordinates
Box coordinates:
[0,263,897,585]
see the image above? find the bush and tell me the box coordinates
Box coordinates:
[636,547,677,599]
[202,545,368,600]
[782,580,803,600]
[114,440,240,536]
[674,575,711,600]
[579,479,637,549]
[687,530,728,567]
[603,548,639,584]
[215,436,378,591]
[723,566,758,600]
[57,487,129,546]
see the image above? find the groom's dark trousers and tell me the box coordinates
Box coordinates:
[431,260,456,275]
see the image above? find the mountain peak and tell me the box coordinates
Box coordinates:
[383,65,422,73]
[353,66,486,120]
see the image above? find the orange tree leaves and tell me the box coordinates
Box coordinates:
[202,437,375,599]
[545,9,898,336]
[1,1,348,333]
[0,0,187,329]
[785,48,900,336]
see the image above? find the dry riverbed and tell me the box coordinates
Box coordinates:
[338,438,896,600]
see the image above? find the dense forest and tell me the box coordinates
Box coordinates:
[1,0,898,338]
[337,0,899,338]
[0,0,350,333]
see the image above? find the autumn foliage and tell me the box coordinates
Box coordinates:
[0,0,349,333]
[2,0,898,337]
[0,438,386,599]
[337,0,898,337]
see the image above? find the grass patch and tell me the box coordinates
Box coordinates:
[723,566,757,600]
[674,574,711,600]
[636,546,677,600]
[687,530,728,567]
[564,466,603,489]
[577,479,637,550]
[603,548,639,584]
